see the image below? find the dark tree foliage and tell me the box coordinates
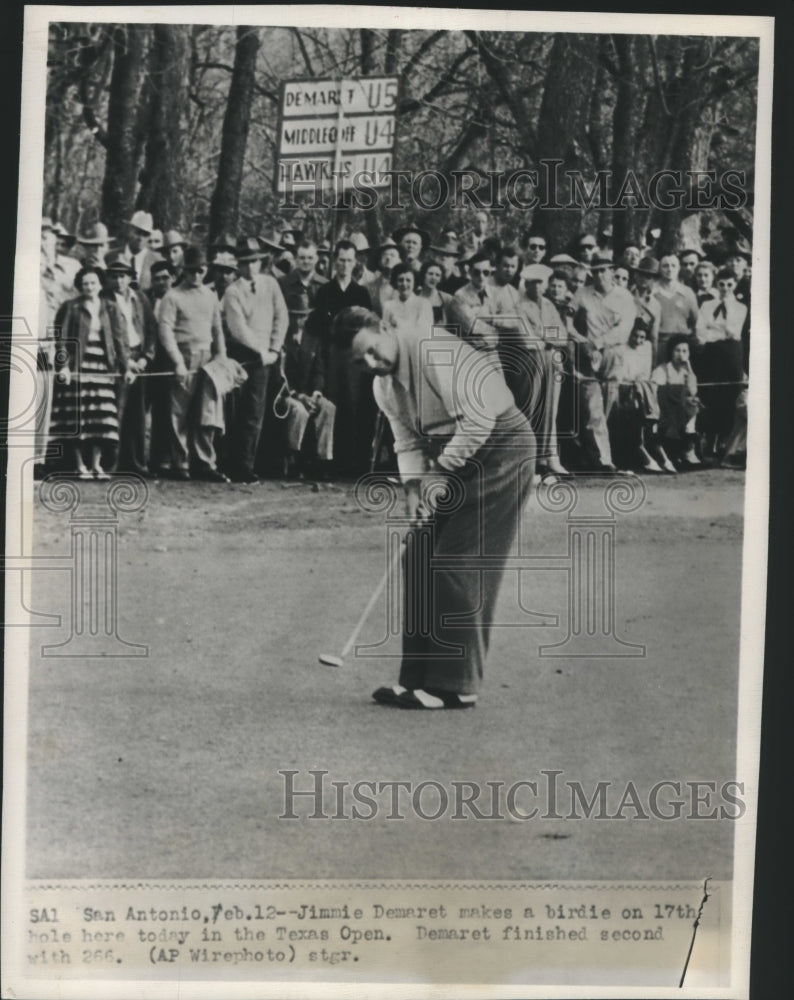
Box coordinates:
[44,23,759,253]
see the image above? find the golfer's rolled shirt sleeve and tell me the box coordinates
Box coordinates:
[372,381,426,478]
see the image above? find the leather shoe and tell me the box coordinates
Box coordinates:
[397,688,477,710]
[372,684,408,706]
[232,470,260,484]
[195,468,230,483]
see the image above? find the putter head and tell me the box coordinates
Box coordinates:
[318,653,344,667]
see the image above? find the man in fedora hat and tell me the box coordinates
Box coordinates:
[120,209,159,292]
[280,293,336,478]
[255,232,285,277]
[163,230,187,284]
[158,246,229,481]
[431,234,466,295]
[77,222,111,270]
[548,252,579,281]
[103,252,158,475]
[631,256,662,362]
[393,222,430,274]
[570,253,637,471]
[209,250,238,300]
[220,236,289,483]
[362,238,400,317]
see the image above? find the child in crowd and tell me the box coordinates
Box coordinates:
[651,335,702,468]
[612,324,676,473]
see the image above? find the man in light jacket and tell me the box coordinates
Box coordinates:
[221,236,289,483]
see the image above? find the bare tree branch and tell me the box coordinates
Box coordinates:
[291,27,316,76]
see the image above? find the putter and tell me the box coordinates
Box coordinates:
[318,539,407,667]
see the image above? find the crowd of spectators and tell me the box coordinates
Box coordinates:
[36,208,751,484]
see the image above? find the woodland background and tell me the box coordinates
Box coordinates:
[43,23,759,251]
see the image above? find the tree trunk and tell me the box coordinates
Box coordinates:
[384,30,402,74]
[101,25,149,237]
[611,35,649,253]
[360,29,376,75]
[655,39,714,254]
[208,26,260,245]
[533,33,601,250]
[137,25,189,232]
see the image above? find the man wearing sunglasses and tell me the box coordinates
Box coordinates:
[574,232,598,265]
[523,231,547,267]
[453,250,499,351]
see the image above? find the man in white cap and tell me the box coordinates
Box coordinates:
[221,236,289,483]
[120,209,159,292]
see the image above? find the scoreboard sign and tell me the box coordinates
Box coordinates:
[276,76,398,193]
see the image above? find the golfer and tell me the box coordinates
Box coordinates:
[342,306,535,710]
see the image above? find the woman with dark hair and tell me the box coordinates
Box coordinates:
[416,259,459,328]
[382,262,433,332]
[50,265,132,478]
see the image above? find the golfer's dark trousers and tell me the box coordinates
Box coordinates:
[399,405,534,696]
[226,342,271,476]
